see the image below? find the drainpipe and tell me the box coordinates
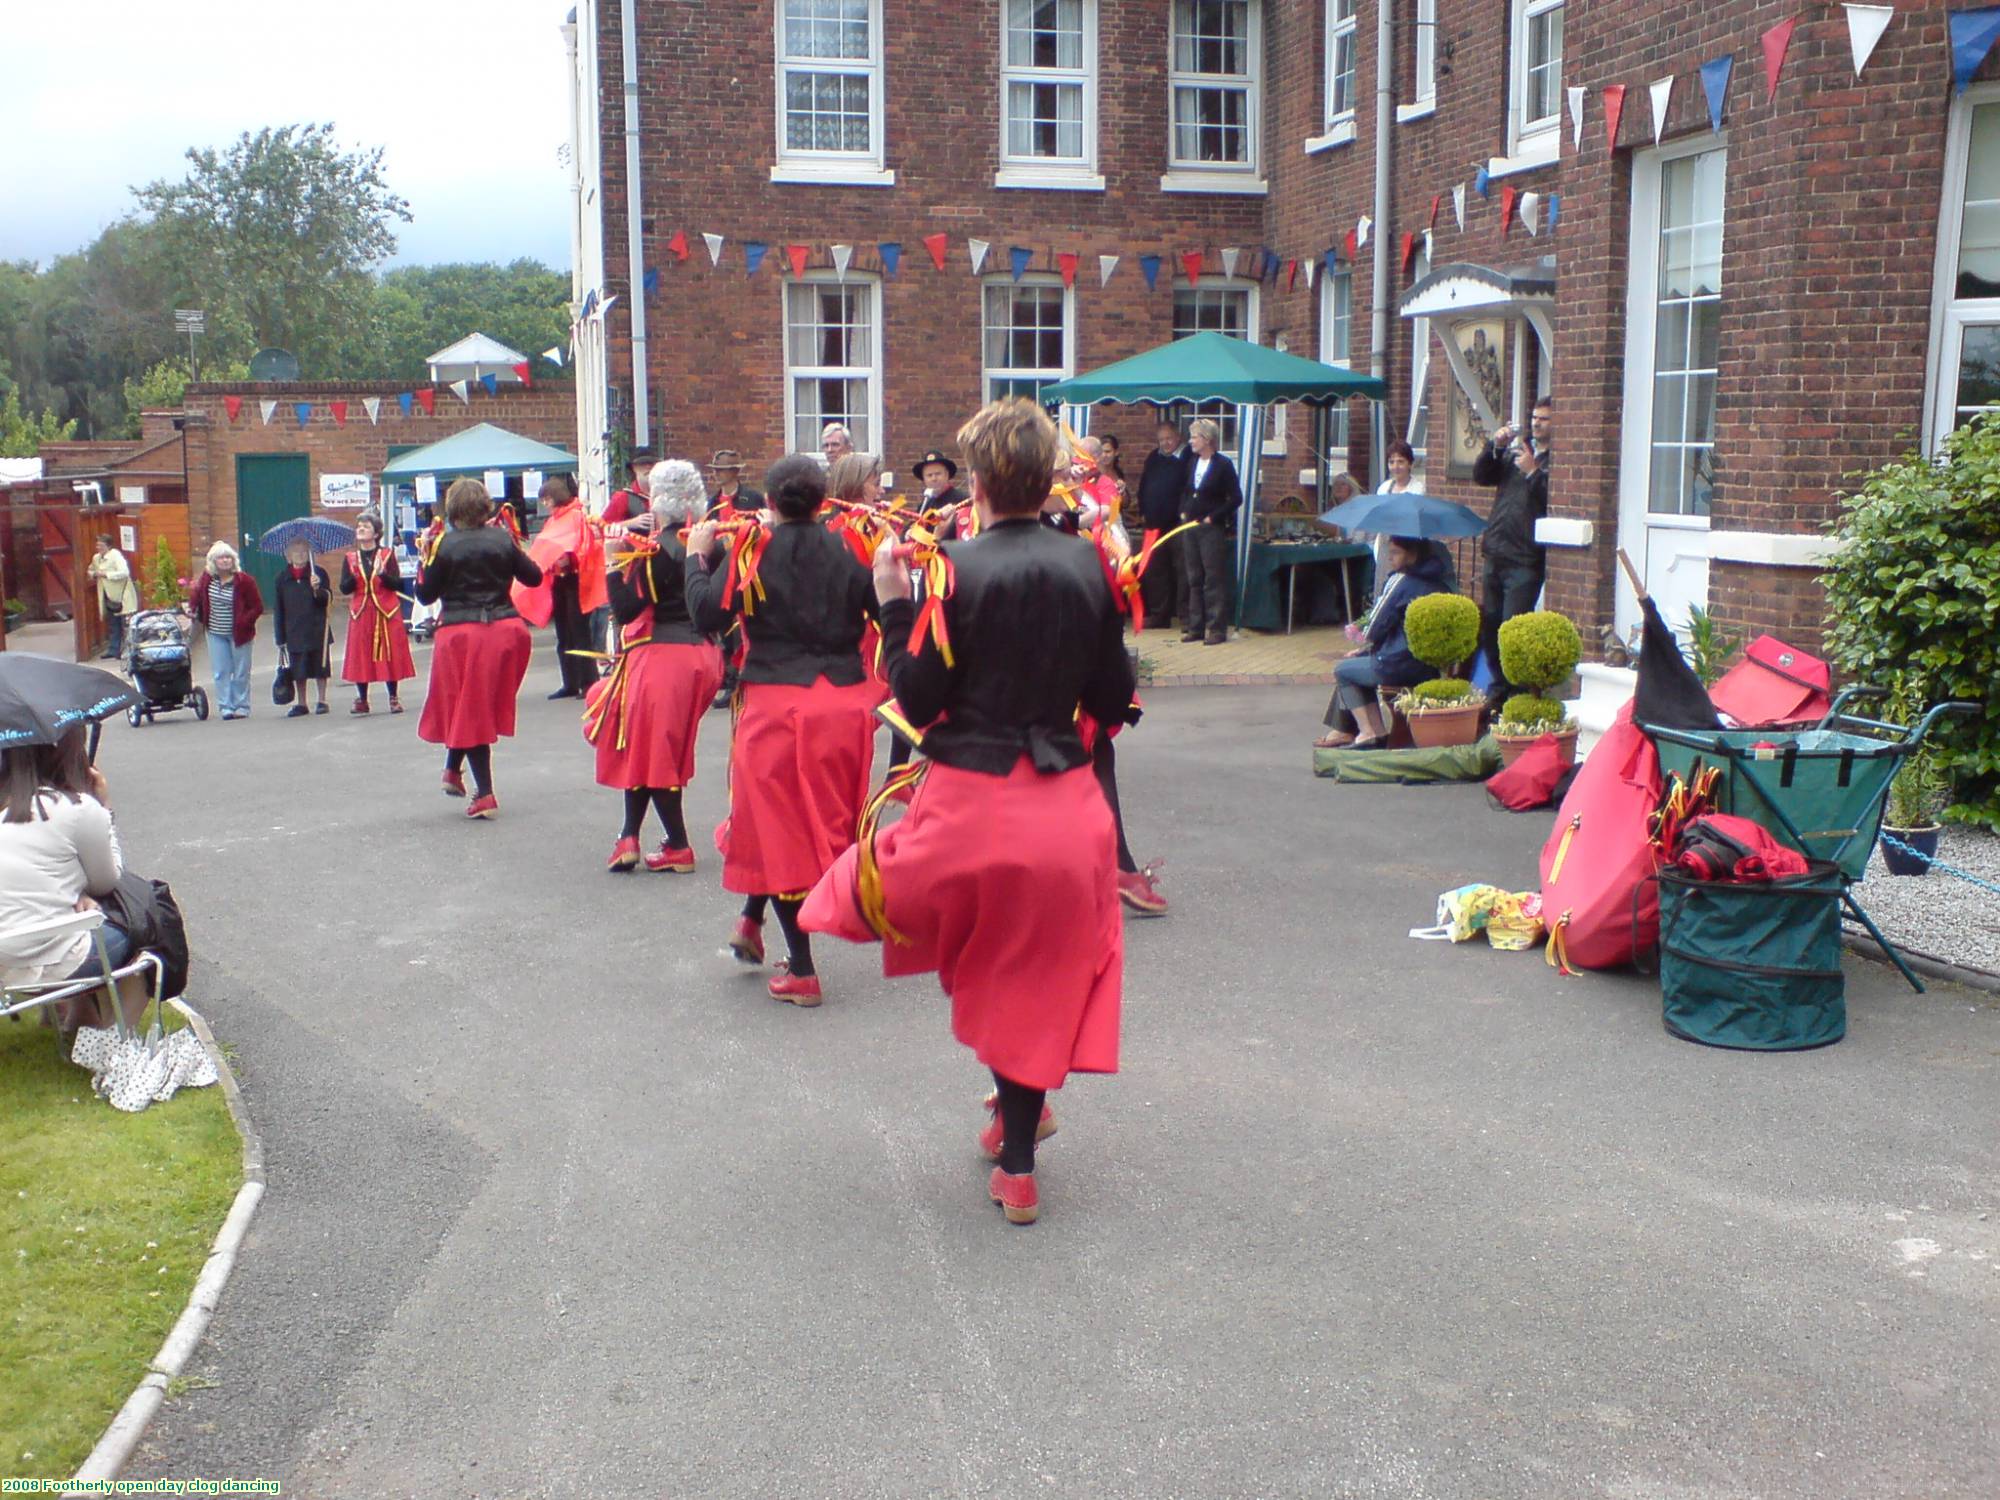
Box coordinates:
[1369,0,1395,489]
[561,12,590,498]
[619,0,651,448]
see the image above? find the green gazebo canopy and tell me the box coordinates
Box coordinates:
[1040,331,1388,407]
[379,423,579,481]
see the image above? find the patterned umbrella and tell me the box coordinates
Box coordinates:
[0,654,138,748]
[257,517,357,556]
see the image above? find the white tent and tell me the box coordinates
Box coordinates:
[425,333,531,386]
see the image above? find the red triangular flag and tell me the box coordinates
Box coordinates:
[1400,231,1418,274]
[1429,194,1442,230]
[1342,229,1357,261]
[223,395,243,423]
[667,229,689,261]
[923,233,948,271]
[1180,251,1203,284]
[329,400,348,427]
[512,361,532,389]
[415,389,437,416]
[1761,17,1798,101]
[1603,83,1628,150]
[786,244,810,279]
[1285,257,1298,292]
[1056,251,1079,287]
[1500,186,1519,235]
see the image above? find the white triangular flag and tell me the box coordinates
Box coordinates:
[599,293,619,315]
[703,233,724,267]
[830,243,853,278]
[363,397,381,425]
[968,238,990,275]
[1303,257,1317,290]
[259,399,277,425]
[1098,253,1119,287]
[1650,75,1674,145]
[1844,4,1894,77]
[1356,215,1372,249]
[1422,229,1433,261]
[1567,86,1586,150]
[1521,191,1541,237]
[1452,183,1466,231]
[449,379,470,405]
[542,345,565,365]
[1220,247,1240,279]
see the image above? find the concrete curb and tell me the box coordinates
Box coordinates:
[1845,931,2000,997]
[66,998,265,1494]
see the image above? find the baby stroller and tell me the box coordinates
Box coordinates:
[124,609,208,725]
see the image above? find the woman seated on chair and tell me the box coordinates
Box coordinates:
[1315,536,1449,751]
[0,727,124,1023]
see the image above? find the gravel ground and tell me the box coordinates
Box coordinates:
[1858,827,2000,977]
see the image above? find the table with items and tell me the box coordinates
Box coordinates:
[1237,539,1376,633]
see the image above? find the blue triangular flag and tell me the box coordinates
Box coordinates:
[1474,166,1491,198]
[1954,6,2000,92]
[1009,246,1033,282]
[294,403,311,428]
[1140,254,1161,290]
[744,241,768,276]
[580,289,598,318]
[643,266,661,296]
[1323,247,1340,278]
[1263,246,1281,283]
[1547,194,1561,232]
[879,241,901,277]
[479,373,499,396]
[1699,54,1733,131]
[398,392,414,418]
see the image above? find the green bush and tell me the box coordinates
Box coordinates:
[144,539,184,609]
[1408,678,1477,705]
[1823,414,2000,829]
[1497,610,1581,695]
[1499,694,1566,729]
[1403,593,1481,675]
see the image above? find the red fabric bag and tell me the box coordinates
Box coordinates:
[1487,734,1568,811]
[1708,636,1831,727]
[1670,813,1810,882]
[1539,705,1665,974]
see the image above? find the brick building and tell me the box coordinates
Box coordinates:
[569,0,1999,658]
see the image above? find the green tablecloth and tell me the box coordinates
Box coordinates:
[1238,540,1375,632]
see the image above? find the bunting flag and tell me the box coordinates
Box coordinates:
[1649,75,1675,144]
[1521,191,1541,237]
[1428,193,1441,230]
[1548,194,1562,233]
[1220,247,1240,279]
[1845,5,1894,76]
[744,241,768,276]
[542,345,565,365]
[363,397,381,425]
[1452,182,1466,231]
[293,403,311,429]
[1473,166,1490,198]
[1180,250,1203,283]
[1422,227,1434,261]
[1762,17,1798,101]
[1604,82,1628,150]
[479,373,499,396]
[1567,86,1586,150]
[785,244,810,279]
[703,232,725,266]
[1399,231,1418,274]
[1700,55,1733,132]
[924,233,949,270]
[1953,7,2000,93]
[259,399,277,425]
[666,229,689,261]
[512,361,532,388]
[831,243,854,278]
[1057,251,1079,287]
[1009,245,1033,281]
[330,400,348,427]
[879,241,902,276]
[449,380,470,405]
[1302,254,1317,290]
[399,392,415,418]
[1341,228,1357,261]
[223,395,243,423]
[968,238,991,274]
[416,388,437,416]
[1500,186,1519,235]
[643,266,661,296]
[1356,215,1372,249]
[1098,253,1119,287]
[579,289,598,319]
[1140,253,1161,290]
[1285,257,1298,292]
[599,293,619,315]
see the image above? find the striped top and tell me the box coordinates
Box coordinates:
[206,577,235,638]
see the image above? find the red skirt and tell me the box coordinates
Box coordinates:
[583,641,723,789]
[418,618,532,748]
[718,678,878,895]
[341,605,416,684]
[801,757,1122,1090]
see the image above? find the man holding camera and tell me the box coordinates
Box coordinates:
[1472,397,1552,703]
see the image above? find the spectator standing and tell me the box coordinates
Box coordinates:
[1178,418,1242,646]
[1136,421,1191,628]
[1472,397,1552,702]
[186,542,263,721]
[87,536,139,660]
[601,446,657,528]
[821,423,854,467]
[706,450,765,519]
[273,539,334,718]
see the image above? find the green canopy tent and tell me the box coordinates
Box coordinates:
[1040,332,1387,624]
[379,422,580,483]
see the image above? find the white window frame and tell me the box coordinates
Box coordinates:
[996,0,1105,191]
[1925,83,2000,450]
[1398,0,1438,123]
[772,0,894,187]
[782,272,885,457]
[1306,0,1359,152]
[1319,269,1353,453]
[1406,243,1432,479]
[1162,0,1268,196]
[1500,0,1563,171]
[1170,280,1262,446]
[980,275,1076,405]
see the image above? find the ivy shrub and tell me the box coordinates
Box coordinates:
[1497,610,1582,694]
[1822,414,2000,829]
[1404,593,1481,676]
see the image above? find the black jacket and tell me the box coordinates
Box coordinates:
[1363,554,1450,685]
[708,484,766,519]
[1472,442,1549,566]
[684,518,877,687]
[1137,446,1191,530]
[608,539,703,646]
[416,526,545,625]
[272,565,331,656]
[1181,451,1243,526]
[880,517,1138,776]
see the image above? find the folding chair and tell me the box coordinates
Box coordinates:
[0,909,165,1048]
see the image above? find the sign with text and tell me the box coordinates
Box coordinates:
[320,473,371,509]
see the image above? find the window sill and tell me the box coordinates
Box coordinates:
[769,163,896,188]
[1486,139,1558,179]
[1159,170,1269,197]
[993,167,1107,192]
[1304,119,1357,154]
[1396,98,1437,125]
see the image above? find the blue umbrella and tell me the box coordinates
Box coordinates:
[1318,490,1486,539]
[257,517,357,556]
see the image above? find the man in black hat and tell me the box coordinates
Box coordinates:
[602,446,656,528]
[915,449,968,531]
[706,449,764,520]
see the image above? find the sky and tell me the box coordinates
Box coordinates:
[3,0,575,270]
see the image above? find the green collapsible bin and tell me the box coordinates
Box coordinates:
[1657,862,1847,1050]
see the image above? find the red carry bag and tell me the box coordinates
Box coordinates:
[1487,733,1568,812]
[1539,704,1665,974]
[1708,636,1831,727]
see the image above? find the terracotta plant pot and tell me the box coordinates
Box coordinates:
[1405,702,1484,748]
[1879,824,1941,877]
[1495,728,1579,768]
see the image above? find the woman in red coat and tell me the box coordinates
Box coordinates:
[339,511,415,714]
[684,455,879,1007]
[585,461,724,872]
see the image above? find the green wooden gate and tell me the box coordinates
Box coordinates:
[234,454,311,604]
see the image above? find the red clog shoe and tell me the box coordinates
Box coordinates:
[465,794,499,820]
[767,964,822,1008]
[987,1167,1040,1225]
[977,1094,1058,1162]
[441,769,466,798]
[728,917,765,966]
[349,699,369,716]
[607,835,641,872]
[1118,864,1169,917]
[644,843,696,874]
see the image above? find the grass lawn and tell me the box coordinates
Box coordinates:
[0,1008,240,1476]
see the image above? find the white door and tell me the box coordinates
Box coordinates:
[1616,140,1725,643]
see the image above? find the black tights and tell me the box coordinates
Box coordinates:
[444,745,493,797]
[355,683,399,704]
[1091,734,1138,875]
[990,1070,1048,1176]
[742,894,813,976]
[621,786,688,845]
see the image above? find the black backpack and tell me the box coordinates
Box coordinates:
[98,872,191,1001]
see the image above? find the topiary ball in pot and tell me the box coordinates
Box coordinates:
[1497,610,1582,696]
[1404,593,1481,676]
[1411,678,1477,705]
[1499,694,1566,729]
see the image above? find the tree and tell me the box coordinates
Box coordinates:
[120,360,191,434]
[0,386,76,458]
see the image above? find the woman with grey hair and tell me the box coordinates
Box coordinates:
[585,458,725,873]
[186,540,264,720]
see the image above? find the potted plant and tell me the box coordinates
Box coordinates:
[2,598,25,630]
[1397,592,1484,748]
[1494,610,1584,767]
[1880,681,1948,876]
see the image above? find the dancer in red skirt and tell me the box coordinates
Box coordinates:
[415,478,544,819]
[339,510,415,715]
[587,460,723,873]
[802,399,1137,1226]
[685,455,879,1007]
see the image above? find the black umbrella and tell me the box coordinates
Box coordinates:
[0,654,140,750]
[1618,551,1720,731]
